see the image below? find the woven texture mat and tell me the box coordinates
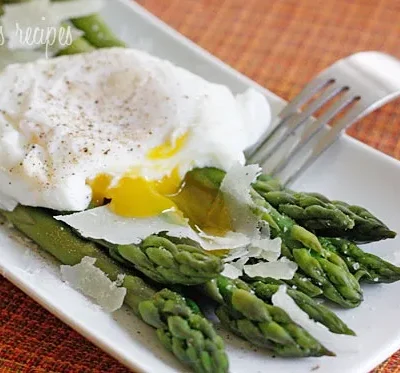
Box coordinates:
[1,0,400,372]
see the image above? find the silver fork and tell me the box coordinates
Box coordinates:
[246,51,400,185]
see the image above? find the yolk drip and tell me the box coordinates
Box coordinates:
[88,133,232,235]
[88,169,181,217]
[89,168,232,236]
[90,174,112,206]
[171,172,232,236]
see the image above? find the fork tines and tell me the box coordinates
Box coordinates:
[246,51,400,186]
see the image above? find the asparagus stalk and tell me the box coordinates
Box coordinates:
[1,205,229,373]
[253,176,396,243]
[201,276,333,357]
[188,167,363,308]
[320,237,400,284]
[56,33,95,56]
[71,14,126,48]
[93,235,224,286]
[254,192,363,308]
[250,281,355,335]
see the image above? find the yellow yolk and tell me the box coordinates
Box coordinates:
[89,168,232,235]
[107,176,177,217]
[88,135,186,216]
[88,133,232,235]
[89,174,112,206]
[147,133,188,159]
[88,169,181,217]
[171,172,232,236]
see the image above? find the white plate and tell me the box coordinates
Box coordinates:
[1,1,400,372]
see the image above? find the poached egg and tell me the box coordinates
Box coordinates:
[0,47,270,233]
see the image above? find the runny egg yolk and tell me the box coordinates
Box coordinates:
[88,133,232,235]
[88,167,182,218]
[147,133,188,160]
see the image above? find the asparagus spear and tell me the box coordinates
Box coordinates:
[201,276,333,357]
[250,281,355,335]
[320,237,400,284]
[71,14,126,48]
[56,33,95,56]
[253,176,396,243]
[93,235,224,286]
[188,167,363,308]
[1,205,229,373]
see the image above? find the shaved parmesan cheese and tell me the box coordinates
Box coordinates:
[272,286,357,354]
[244,257,297,280]
[222,263,243,279]
[223,247,249,262]
[257,237,282,262]
[55,206,252,250]
[56,206,199,245]
[60,256,126,312]
[220,163,261,235]
[0,190,18,211]
[198,231,251,250]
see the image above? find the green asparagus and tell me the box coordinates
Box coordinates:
[1,205,229,373]
[71,14,126,48]
[93,235,224,286]
[321,237,400,283]
[188,167,363,308]
[201,276,333,357]
[56,33,95,56]
[253,176,396,243]
[250,281,355,335]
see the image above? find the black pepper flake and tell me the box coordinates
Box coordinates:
[82,147,88,153]
[104,149,110,155]
[17,92,23,97]
[94,100,99,104]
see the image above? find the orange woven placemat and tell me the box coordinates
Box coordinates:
[1,0,400,372]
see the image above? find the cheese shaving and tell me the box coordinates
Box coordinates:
[244,256,298,280]
[60,256,126,312]
[272,286,358,354]
[55,206,253,250]
[220,163,261,235]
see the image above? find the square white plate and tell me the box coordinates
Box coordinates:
[1,1,400,372]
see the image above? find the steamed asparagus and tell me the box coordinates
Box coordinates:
[189,167,363,308]
[321,237,400,284]
[201,276,333,357]
[253,176,396,243]
[250,281,355,335]
[71,14,126,48]
[94,235,224,286]
[1,205,229,373]
[56,33,95,55]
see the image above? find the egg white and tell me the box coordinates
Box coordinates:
[0,47,271,211]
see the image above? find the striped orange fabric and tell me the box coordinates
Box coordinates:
[1,0,400,372]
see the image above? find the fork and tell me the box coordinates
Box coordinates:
[245,51,400,186]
